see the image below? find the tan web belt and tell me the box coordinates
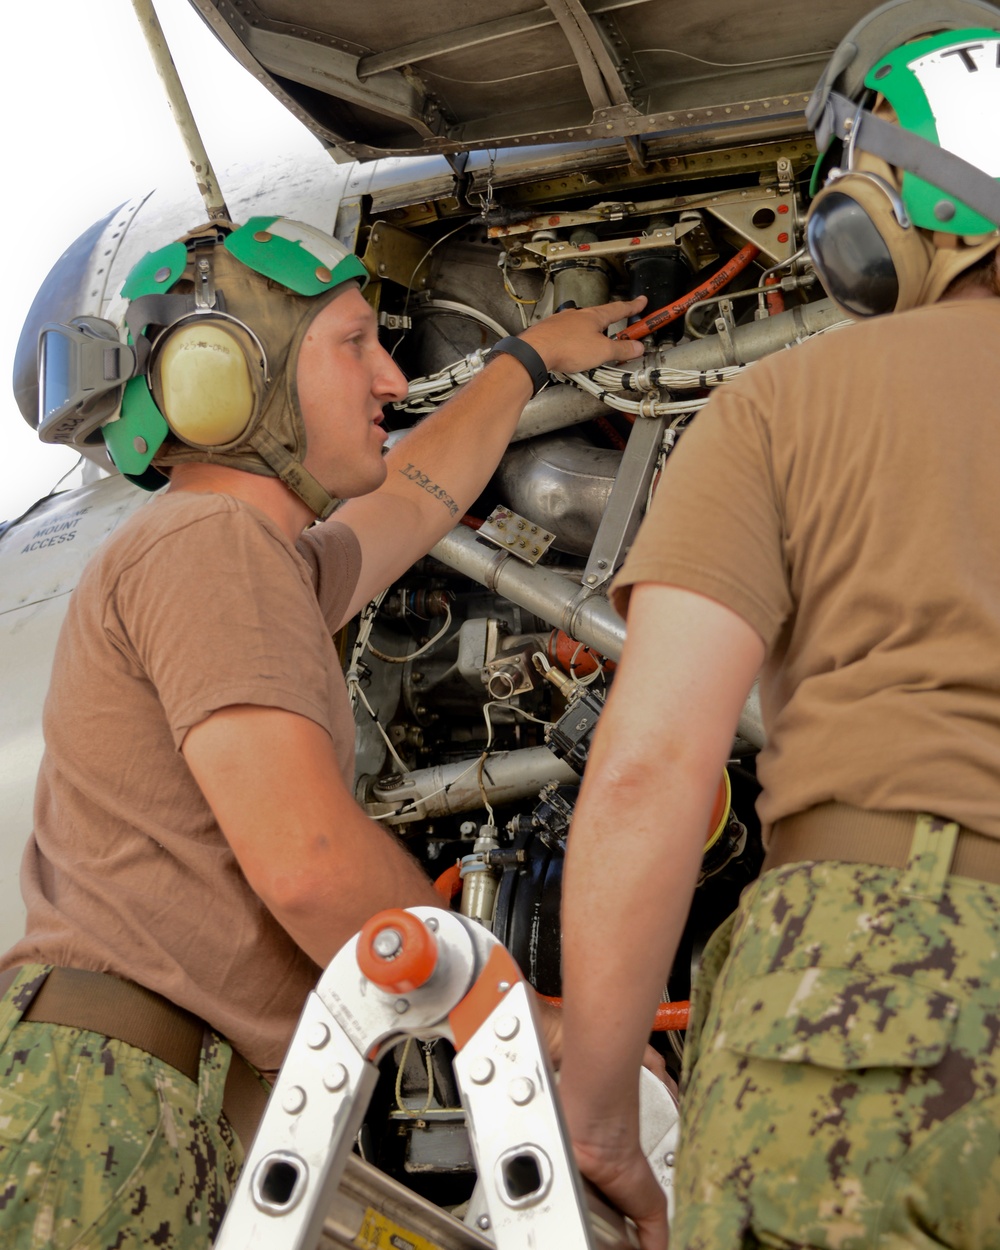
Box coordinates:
[763,801,1000,886]
[0,965,267,1148]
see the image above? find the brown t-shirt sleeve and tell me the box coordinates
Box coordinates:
[295,519,363,633]
[105,509,344,748]
[612,380,792,646]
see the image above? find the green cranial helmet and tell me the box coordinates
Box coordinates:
[38,216,369,519]
[803,0,1000,317]
[806,0,1000,231]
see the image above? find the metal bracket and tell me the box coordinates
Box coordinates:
[712,299,741,366]
[581,416,667,591]
[478,506,556,566]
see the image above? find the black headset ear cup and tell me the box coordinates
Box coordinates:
[807,174,930,317]
[151,318,265,449]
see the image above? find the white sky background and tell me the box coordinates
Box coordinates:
[1,0,323,523]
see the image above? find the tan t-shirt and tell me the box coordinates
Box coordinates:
[2,491,362,1072]
[614,298,1000,840]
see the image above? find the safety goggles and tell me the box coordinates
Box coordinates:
[38,317,137,445]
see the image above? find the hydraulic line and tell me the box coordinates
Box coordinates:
[541,996,691,1032]
[434,863,463,902]
[615,242,761,341]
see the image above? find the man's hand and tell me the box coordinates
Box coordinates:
[519,297,648,375]
[572,1128,670,1250]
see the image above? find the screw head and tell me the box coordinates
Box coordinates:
[323,1063,349,1093]
[306,1022,331,1050]
[282,1085,307,1115]
[373,928,403,959]
[509,1077,535,1106]
[494,1015,520,1041]
[469,1058,495,1085]
[425,916,439,932]
[664,1151,676,1168]
[477,1215,491,1230]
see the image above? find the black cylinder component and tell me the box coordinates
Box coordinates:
[625,248,693,342]
[492,827,564,997]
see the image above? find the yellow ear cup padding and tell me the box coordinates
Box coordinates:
[155,320,261,448]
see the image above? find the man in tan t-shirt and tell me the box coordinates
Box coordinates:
[559,5,1000,1248]
[0,215,645,1245]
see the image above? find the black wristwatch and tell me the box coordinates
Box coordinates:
[484,336,551,398]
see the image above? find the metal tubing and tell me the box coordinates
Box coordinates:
[653,298,846,370]
[364,746,580,822]
[430,526,766,748]
[511,385,610,443]
[128,0,231,221]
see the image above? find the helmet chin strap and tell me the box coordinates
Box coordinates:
[249,424,340,520]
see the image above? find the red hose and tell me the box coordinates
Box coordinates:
[615,243,761,341]
[434,863,463,902]
[547,630,615,679]
[764,274,786,316]
[541,995,691,1032]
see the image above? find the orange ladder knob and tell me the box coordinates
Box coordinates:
[357,908,439,994]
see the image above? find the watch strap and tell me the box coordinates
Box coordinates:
[484,335,550,397]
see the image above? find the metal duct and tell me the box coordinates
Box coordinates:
[431,525,766,748]
[495,435,621,555]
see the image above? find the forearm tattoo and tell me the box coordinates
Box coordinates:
[398,463,460,517]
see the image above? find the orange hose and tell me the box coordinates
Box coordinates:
[541,995,691,1032]
[615,243,761,341]
[764,274,786,316]
[434,863,463,901]
[547,630,615,679]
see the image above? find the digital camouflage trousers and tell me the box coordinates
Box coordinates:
[673,817,1000,1250]
[0,965,246,1249]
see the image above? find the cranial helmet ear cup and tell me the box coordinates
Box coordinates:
[151,317,265,449]
[807,172,933,317]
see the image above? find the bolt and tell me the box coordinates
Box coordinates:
[306,1022,331,1050]
[282,1085,307,1115]
[394,998,410,1014]
[323,1063,349,1093]
[585,574,598,585]
[509,1077,535,1106]
[597,559,608,569]
[495,1015,520,1041]
[469,1058,495,1085]
[373,928,403,959]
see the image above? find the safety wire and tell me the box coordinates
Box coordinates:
[346,591,411,776]
[394,1037,442,1116]
[369,600,453,664]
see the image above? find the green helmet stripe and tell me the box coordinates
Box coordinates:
[225,216,369,296]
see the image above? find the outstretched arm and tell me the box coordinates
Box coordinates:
[336,298,646,619]
[558,582,763,1250]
